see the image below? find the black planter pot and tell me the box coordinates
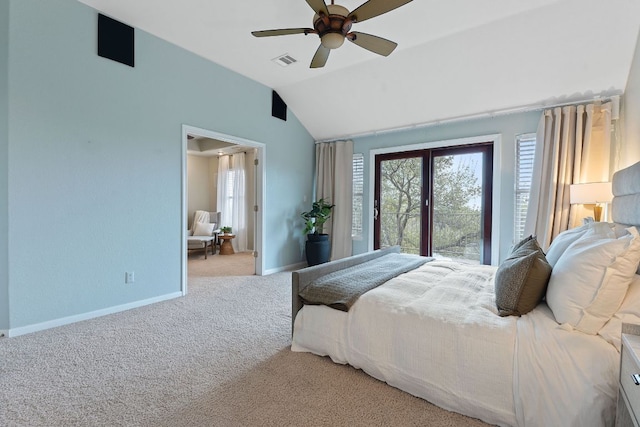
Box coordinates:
[305,233,330,266]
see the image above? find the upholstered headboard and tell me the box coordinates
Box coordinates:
[612,161,640,227]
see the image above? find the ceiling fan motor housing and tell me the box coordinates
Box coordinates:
[314,4,351,49]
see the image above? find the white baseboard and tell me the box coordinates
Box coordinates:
[264,261,307,275]
[6,292,183,338]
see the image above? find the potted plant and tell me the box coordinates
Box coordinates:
[221,226,232,235]
[301,198,334,266]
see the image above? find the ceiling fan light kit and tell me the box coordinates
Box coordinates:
[251,0,413,68]
[315,4,349,49]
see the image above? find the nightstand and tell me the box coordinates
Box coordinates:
[617,324,640,427]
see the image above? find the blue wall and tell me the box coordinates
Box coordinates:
[352,111,541,263]
[0,0,9,331]
[4,0,314,331]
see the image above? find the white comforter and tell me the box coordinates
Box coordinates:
[292,260,619,427]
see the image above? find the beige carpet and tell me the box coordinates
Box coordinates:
[188,250,255,277]
[0,273,491,427]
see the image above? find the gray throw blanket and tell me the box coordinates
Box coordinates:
[299,253,432,312]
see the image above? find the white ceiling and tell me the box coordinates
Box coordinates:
[78,0,640,141]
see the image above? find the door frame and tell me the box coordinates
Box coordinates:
[181,125,266,295]
[368,134,502,265]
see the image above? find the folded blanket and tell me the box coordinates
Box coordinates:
[299,253,432,311]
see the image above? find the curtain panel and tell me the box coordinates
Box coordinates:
[315,140,354,261]
[524,102,613,249]
[217,153,247,252]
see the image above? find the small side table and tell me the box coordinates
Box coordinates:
[219,234,236,255]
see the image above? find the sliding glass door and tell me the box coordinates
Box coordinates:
[374,143,493,264]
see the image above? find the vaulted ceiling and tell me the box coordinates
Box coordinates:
[78,0,640,141]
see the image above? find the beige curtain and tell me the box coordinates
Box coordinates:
[316,140,353,260]
[524,102,613,249]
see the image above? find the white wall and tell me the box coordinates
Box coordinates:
[187,155,212,226]
[622,28,640,167]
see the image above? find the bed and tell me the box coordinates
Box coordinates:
[291,160,640,427]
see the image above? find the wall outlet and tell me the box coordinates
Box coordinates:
[125,271,135,284]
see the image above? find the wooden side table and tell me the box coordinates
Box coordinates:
[219,234,236,255]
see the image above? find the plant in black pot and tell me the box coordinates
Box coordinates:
[301,198,335,266]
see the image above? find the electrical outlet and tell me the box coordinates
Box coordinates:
[125,271,135,284]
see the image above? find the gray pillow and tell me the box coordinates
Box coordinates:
[495,238,552,317]
[510,234,535,253]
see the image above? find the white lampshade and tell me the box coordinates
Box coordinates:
[569,182,613,204]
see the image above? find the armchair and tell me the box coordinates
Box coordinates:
[187,211,221,259]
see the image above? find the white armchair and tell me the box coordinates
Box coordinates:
[187,211,221,258]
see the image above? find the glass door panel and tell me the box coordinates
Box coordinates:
[432,152,484,263]
[376,156,423,254]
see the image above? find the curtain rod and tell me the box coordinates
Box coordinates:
[315,94,621,143]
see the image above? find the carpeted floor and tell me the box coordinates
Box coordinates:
[188,250,255,277]
[0,273,491,426]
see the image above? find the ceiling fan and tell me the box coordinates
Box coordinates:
[251,0,413,68]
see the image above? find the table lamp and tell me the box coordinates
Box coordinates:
[569,182,613,222]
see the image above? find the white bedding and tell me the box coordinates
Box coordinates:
[292,260,620,427]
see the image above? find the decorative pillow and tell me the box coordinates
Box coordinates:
[510,234,536,254]
[546,227,640,334]
[193,221,215,236]
[545,222,613,267]
[598,274,640,351]
[614,224,640,275]
[495,237,552,317]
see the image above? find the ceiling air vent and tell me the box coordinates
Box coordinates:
[272,54,297,67]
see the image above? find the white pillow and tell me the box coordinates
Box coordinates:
[598,274,640,351]
[545,222,614,267]
[193,221,215,236]
[546,227,640,334]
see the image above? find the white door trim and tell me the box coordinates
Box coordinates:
[181,125,266,295]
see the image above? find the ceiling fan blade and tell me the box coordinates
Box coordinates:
[305,0,329,16]
[348,32,397,56]
[348,0,412,23]
[251,28,314,37]
[310,45,330,68]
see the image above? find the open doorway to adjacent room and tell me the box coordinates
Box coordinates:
[180,125,265,293]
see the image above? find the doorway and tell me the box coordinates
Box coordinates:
[181,125,265,294]
[373,142,494,265]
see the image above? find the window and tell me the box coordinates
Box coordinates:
[514,133,536,242]
[352,153,364,239]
